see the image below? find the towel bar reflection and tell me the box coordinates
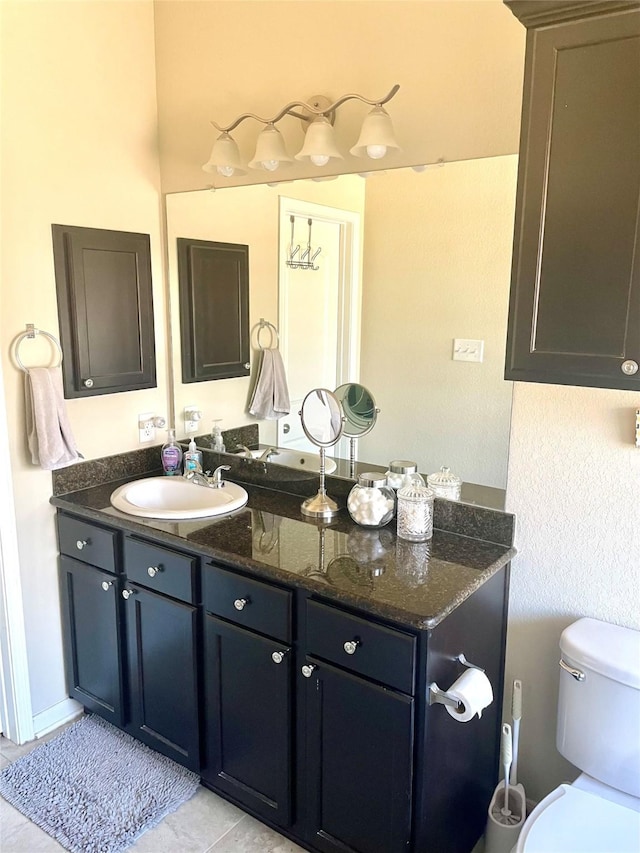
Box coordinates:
[255,319,280,350]
[12,324,63,372]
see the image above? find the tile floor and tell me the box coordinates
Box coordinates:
[0,726,306,853]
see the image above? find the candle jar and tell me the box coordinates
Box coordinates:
[427,466,462,501]
[396,484,435,542]
[385,460,425,491]
[347,473,396,528]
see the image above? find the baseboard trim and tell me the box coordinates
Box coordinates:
[33,698,83,739]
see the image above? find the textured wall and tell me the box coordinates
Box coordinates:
[505,382,640,801]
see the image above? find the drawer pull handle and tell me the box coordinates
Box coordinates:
[301,664,317,678]
[76,539,90,550]
[234,598,249,611]
[147,565,162,578]
[271,650,289,664]
[122,589,137,600]
[343,639,361,655]
[101,581,113,591]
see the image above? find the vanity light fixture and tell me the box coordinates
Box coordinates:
[203,84,401,178]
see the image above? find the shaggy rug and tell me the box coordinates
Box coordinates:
[0,714,200,853]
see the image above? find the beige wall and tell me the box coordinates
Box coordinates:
[359,156,516,488]
[154,0,526,192]
[0,0,166,719]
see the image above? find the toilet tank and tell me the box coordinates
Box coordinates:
[557,617,640,798]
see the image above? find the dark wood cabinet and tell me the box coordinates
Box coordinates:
[52,224,156,398]
[177,238,250,383]
[303,661,414,853]
[123,583,200,771]
[58,556,125,728]
[203,615,293,826]
[504,2,640,390]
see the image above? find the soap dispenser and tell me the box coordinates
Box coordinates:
[211,420,226,452]
[161,428,183,475]
[183,437,203,473]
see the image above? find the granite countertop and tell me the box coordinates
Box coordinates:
[51,472,516,631]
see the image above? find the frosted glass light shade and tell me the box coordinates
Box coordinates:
[295,116,344,166]
[248,124,293,171]
[350,106,401,159]
[202,131,247,176]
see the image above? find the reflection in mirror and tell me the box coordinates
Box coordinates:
[335,382,379,478]
[299,388,344,520]
[166,157,517,507]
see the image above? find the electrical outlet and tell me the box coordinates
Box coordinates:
[453,338,485,363]
[184,406,202,434]
[138,413,155,443]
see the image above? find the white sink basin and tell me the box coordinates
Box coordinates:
[110,476,248,520]
[236,448,337,474]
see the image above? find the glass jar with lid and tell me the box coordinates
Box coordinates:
[396,484,435,542]
[347,473,396,528]
[385,460,425,491]
[427,466,462,501]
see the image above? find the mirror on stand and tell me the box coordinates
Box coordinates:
[299,388,345,520]
[334,383,379,478]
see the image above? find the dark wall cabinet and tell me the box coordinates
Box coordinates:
[177,238,250,383]
[57,510,509,853]
[504,2,640,390]
[52,225,157,398]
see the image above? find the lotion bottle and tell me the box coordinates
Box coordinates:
[161,428,183,475]
[212,420,225,452]
[183,437,203,473]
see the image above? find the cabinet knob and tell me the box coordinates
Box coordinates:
[122,589,137,600]
[343,639,361,655]
[147,565,162,578]
[83,378,94,388]
[271,650,289,664]
[621,360,639,376]
[101,581,113,591]
[76,539,90,550]
[244,362,250,370]
[234,598,249,611]
[301,664,317,678]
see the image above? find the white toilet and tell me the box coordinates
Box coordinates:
[515,617,640,853]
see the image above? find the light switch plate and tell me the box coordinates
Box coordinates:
[453,339,484,363]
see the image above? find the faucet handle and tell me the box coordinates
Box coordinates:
[212,464,231,486]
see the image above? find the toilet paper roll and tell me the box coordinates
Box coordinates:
[445,668,494,722]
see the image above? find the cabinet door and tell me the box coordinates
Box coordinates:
[303,660,414,853]
[123,584,200,771]
[505,7,640,390]
[203,615,292,827]
[59,557,124,727]
[52,224,156,397]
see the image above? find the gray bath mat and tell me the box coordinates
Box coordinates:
[0,714,200,853]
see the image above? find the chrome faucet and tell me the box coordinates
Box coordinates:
[258,447,280,462]
[185,465,231,489]
[235,444,253,457]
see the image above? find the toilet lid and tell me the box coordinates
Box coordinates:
[520,785,640,853]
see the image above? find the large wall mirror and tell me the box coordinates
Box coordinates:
[165,155,517,506]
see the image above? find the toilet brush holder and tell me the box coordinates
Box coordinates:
[484,782,526,853]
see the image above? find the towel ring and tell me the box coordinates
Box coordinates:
[13,324,63,373]
[256,319,279,350]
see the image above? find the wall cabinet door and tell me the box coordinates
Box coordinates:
[202,614,293,827]
[303,660,414,853]
[504,5,640,390]
[52,224,156,397]
[58,557,125,727]
[123,583,200,771]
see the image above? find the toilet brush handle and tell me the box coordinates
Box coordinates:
[511,679,522,785]
[502,723,513,778]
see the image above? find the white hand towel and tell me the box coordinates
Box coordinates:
[25,367,82,470]
[248,349,291,420]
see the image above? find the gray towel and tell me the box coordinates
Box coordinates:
[248,349,291,420]
[25,367,82,470]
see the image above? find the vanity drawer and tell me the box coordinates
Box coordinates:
[306,599,416,695]
[203,563,292,643]
[124,537,197,604]
[57,513,118,574]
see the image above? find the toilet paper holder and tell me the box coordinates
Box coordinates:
[428,652,485,709]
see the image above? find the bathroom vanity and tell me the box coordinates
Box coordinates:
[52,466,515,853]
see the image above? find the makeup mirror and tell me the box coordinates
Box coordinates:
[299,388,344,520]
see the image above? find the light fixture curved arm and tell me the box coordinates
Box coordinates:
[210,84,400,133]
